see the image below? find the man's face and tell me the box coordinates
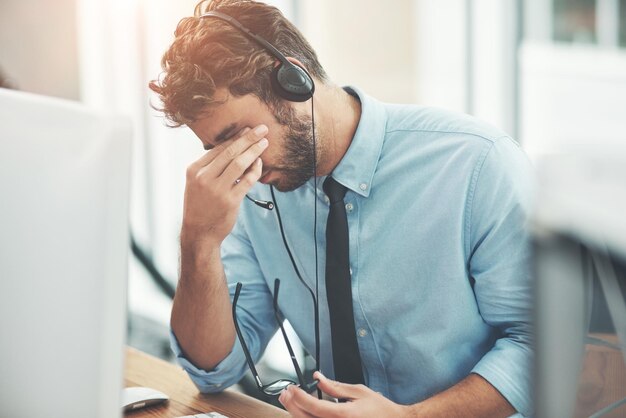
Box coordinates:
[189,90,316,192]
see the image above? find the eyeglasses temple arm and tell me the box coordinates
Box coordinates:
[232,282,264,390]
[273,279,307,387]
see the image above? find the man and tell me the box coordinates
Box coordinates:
[150,1,533,417]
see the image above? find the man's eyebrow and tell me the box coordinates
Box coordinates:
[203,123,238,151]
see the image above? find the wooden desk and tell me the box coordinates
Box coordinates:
[125,347,289,418]
[575,334,626,418]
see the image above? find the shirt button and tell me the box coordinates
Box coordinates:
[345,203,353,212]
[349,268,353,275]
[358,328,368,337]
[359,183,368,191]
[324,195,330,204]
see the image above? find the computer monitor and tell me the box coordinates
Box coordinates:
[0,88,132,418]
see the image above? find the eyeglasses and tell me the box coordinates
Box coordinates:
[232,279,319,397]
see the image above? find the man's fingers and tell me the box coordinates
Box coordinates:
[208,124,268,177]
[281,398,317,418]
[232,157,263,198]
[187,127,250,173]
[280,385,346,418]
[220,137,268,185]
[187,124,259,175]
[313,371,365,401]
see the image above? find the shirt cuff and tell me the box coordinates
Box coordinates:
[169,329,248,393]
[471,339,533,417]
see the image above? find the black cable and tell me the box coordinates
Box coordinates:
[311,97,322,399]
[130,233,175,299]
[270,185,321,400]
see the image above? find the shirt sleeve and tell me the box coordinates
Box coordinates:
[466,136,534,417]
[170,213,278,393]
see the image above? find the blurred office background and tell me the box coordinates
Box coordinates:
[2,0,625,416]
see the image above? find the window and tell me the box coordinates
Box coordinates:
[554,0,597,44]
[551,0,626,47]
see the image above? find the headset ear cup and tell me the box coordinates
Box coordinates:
[270,64,315,102]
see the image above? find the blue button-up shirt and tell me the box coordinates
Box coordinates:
[171,87,533,416]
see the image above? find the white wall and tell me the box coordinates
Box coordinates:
[299,0,417,103]
[0,0,80,99]
[413,0,468,112]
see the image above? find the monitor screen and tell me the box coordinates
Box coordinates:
[0,88,132,418]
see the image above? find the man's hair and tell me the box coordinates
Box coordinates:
[149,0,327,127]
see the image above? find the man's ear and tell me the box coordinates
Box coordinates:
[285,57,308,71]
[271,57,310,77]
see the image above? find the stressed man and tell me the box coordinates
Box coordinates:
[150,1,533,417]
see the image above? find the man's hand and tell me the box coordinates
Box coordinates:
[279,372,411,418]
[171,124,269,371]
[181,124,268,246]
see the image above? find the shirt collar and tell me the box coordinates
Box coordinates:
[329,86,386,198]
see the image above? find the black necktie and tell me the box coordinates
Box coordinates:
[323,176,365,385]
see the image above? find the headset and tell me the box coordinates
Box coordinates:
[200,10,315,210]
[199,11,315,103]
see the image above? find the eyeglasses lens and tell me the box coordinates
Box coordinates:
[263,379,296,396]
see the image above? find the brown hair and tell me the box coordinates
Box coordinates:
[149,0,327,127]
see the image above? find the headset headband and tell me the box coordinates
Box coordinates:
[199,11,291,67]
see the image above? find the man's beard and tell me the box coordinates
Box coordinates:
[270,103,317,192]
